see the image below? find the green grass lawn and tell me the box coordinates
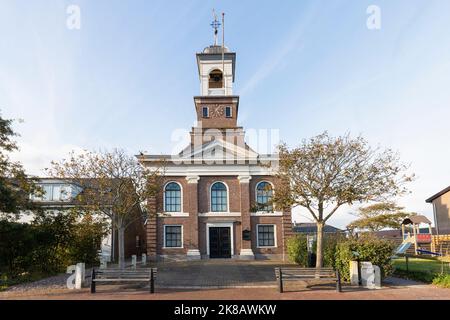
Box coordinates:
[393,257,450,284]
[393,257,449,274]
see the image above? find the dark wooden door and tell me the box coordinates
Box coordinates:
[209,227,231,258]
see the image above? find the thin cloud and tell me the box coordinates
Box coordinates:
[239,4,318,96]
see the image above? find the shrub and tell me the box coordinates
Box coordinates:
[287,233,344,267]
[0,220,36,277]
[432,274,450,288]
[68,214,108,266]
[335,234,395,282]
[323,235,344,268]
[286,235,308,266]
[0,211,108,284]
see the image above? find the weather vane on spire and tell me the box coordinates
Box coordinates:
[210,9,221,46]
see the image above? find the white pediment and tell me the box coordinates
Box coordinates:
[178,139,259,161]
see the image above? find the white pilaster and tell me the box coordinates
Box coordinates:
[237,175,252,184]
[186,175,200,184]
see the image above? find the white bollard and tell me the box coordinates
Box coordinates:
[79,263,86,286]
[360,261,376,289]
[373,265,382,289]
[349,261,359,286]
[131,255,137,269]
[142,253,147,266]
[75,263,84,289]
[100,257,107,269]
[66,265,76,290]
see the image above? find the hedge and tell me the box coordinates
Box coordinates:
[335,235,395,281]
[287,233,395,282]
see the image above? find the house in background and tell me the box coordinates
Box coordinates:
[25,178,146,262]
[292,222,343,235]
[426,185,450,235]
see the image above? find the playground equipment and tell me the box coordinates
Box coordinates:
[396,215,439,256]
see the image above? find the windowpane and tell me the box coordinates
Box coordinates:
[211,182,227,212]
[42,185,52,201]
[202,107,209,118]
[165,226,182,248]
[52,185,61,201]
[225,106,232,118]
[256,182,274,212]
[165,183,181,212]
[258,225,275,247]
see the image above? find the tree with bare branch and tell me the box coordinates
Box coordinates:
[273,132,414,268]
[47,149,164,268]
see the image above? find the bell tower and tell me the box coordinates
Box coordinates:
[196,45,236,96]
[193,12,240,134]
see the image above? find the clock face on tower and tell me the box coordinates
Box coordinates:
[209,104,224,118]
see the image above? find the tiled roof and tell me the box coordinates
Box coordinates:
[293,223,342,234]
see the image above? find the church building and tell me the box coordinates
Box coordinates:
[138,20,293,261]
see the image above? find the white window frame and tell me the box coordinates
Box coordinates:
[225,106,232,118]
[255,181,275,213]
[163,181,183,213]
[202,106,209,118]
[256,224,277,248]
[163,225,183,249]
[31,183,71,202]
[210,181,230,213]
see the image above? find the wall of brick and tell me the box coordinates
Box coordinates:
[156,177,190,213]
[198,176,241,213]
[250,216,284,255]
[157,217,190,255]
[147,173,293,260]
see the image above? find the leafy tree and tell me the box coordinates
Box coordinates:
[273,132,413,268]
[0,112,40,219]
[347,202,416,232]
[47,148,164,268]
[68,212,109,265]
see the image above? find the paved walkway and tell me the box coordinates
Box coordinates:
[154,260,292,288]
[2,260,450,300]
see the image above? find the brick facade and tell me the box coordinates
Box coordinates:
[144,174,292,261]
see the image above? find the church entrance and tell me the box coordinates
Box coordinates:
[208,227,231,259]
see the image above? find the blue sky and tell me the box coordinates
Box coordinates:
[1,0,450,228]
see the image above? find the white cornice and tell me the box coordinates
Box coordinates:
[156,165,275,176]
[157,212,190,217]
[250,212,283,217]
[199,212,241,217]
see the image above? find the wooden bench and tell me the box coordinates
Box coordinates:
[90,268,157,293]
[274,267,341,293]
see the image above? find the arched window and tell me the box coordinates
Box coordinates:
[209,69,223,89]
[211,182,228,212]
[256,181,274,212]
[164,182,181,212]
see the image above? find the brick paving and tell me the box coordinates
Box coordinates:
[1,260,450,300]
[155,260,290,288]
